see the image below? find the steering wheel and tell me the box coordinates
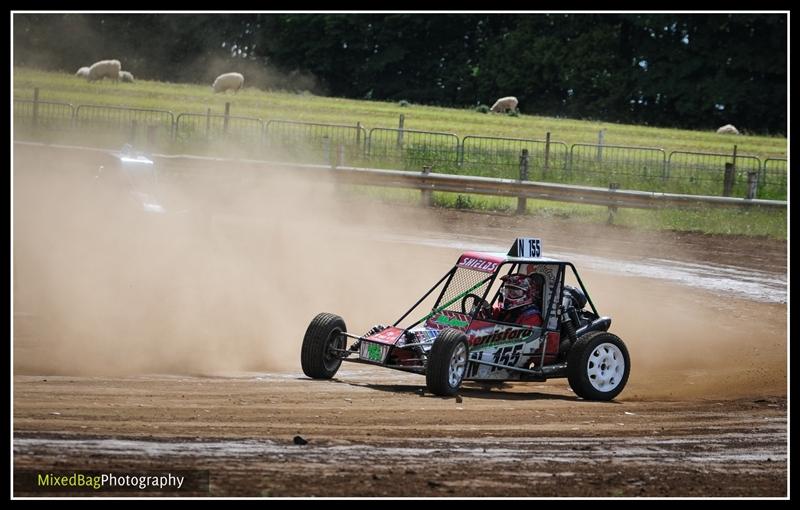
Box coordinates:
[461,293,491,318]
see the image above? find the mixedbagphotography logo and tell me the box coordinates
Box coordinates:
[15,470,209,494]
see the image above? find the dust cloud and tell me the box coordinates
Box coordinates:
[583,272,786,399]
[12,143,787,400]
[12,143,452,376]
[555,227,786,400]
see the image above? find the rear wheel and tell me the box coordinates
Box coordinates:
[301,313,347,379]
[567,331,630,401]
[426,328,469,396]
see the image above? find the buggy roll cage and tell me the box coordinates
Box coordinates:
[392,258,600,333]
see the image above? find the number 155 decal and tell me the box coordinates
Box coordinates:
[466,343,525,377]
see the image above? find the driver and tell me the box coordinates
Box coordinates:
[491,273,544,327]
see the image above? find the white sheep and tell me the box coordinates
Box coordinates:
[491,96,519,113]
[87,59,122,82]
[75,66,90,78]
[119,70,135,83]
[212,72,244,94]
[716,124,740,135]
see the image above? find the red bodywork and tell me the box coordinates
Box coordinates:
[366,327,404,345]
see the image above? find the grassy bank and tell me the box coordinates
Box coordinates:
[14,67,787,157]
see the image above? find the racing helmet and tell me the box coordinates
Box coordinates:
[499,273,543,311]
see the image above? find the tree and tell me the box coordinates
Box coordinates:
[13,13,786,133]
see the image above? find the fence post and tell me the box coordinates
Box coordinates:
[544,132,551,173]
[32,88,40,129]
[596,128,606,162]
[223,102,231,136]
[356,121,362,148]
[519,148,529,181]
[607,182,620,224]
[746,172,759,199]
[517,149,529,215]
[421,165,433,207]
[723,162,735,197]
[397,114,405,148]
[205,108,212,139]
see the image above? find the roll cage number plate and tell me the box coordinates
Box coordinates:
[511,238,542,258]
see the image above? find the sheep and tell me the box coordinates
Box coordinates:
[212,72,244,94]
[75,66,90,78]
[87,59,122,82]
[716,124,740,135]
[490,96,519,113]
[119,70,135,83]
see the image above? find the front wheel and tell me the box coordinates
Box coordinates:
[567,331,630,401]
[301,313,347,379]
[426,328,469,396]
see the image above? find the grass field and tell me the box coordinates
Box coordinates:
[13,67,788,239]
[14,68,788,157]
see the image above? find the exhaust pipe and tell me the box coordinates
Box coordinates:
[539,362,568,378]
[575,317,612,337]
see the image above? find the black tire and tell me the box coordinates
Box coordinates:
[301,313,347,379]
[567,331,630,401]
[426,328,469,397]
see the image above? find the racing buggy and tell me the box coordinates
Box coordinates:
[301,238,630,400]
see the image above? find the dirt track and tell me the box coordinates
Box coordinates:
[12,143,788,497]
[13,371,787,497]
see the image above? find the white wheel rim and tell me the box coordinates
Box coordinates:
[448,343,467,387]
[586,342,625,392]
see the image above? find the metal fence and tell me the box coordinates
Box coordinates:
[174,112,264,157]
[367,128,460,171]
[461,135,569,180]
[668,151,761,198]
[74,105,175,149]
[762,158,788,198]
[570,144,667,189]
[13,99,74,130]
[12,94,788,200]
[264,120,368,164]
